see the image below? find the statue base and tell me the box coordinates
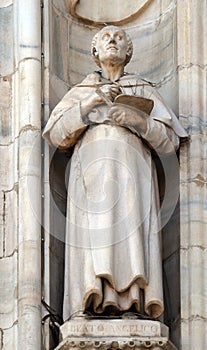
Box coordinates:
[55,318,177,350]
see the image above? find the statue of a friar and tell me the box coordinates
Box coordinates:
[43,26,187,321]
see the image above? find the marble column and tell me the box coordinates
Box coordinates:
[0,0,42,349]
[16,0,42,349]
[177,1,207,349]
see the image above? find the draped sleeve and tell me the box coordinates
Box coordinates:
[42,73,100,149]
[139,118,180,156]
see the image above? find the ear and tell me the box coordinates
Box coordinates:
[92,47,98,57]
[126,46,132,57]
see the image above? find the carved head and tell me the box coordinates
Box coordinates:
[91,26,133,67]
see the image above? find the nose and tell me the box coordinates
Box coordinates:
[109,34,116,43]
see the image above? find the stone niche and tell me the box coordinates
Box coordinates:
[55,319,177,350]
[67,0,154,25]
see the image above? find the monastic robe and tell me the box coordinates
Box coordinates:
[43,72,187,320]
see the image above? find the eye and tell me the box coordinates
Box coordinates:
[115,34,123,40]
[102,33,110,41]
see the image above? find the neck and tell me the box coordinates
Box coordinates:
[100,63,124,82]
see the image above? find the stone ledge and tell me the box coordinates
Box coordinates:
[55,337,177,350]
[55,320,177,350]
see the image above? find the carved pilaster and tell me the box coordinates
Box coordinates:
[177,0,207,349]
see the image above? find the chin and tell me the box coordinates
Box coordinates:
[103,54,125,65]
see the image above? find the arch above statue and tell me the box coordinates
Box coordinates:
[67,0,153,25]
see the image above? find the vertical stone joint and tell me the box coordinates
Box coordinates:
[2,192,6,256]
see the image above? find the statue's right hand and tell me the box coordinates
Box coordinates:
[95,84,121,104]
[81,84,121,119]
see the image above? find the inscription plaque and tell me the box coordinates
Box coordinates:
[60,319,169,341]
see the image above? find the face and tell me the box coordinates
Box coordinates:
[96,28,128,65]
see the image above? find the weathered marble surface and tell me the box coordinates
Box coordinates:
[0,4,14,76]
[0,2,17,349]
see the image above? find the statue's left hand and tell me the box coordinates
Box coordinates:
[109,105,148,133]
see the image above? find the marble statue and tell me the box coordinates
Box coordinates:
[43,26,187,321]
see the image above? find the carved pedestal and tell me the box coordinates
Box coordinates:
[55,319,177,350]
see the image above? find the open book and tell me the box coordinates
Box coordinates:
[114,94,154,115]
[96,88,154,115]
